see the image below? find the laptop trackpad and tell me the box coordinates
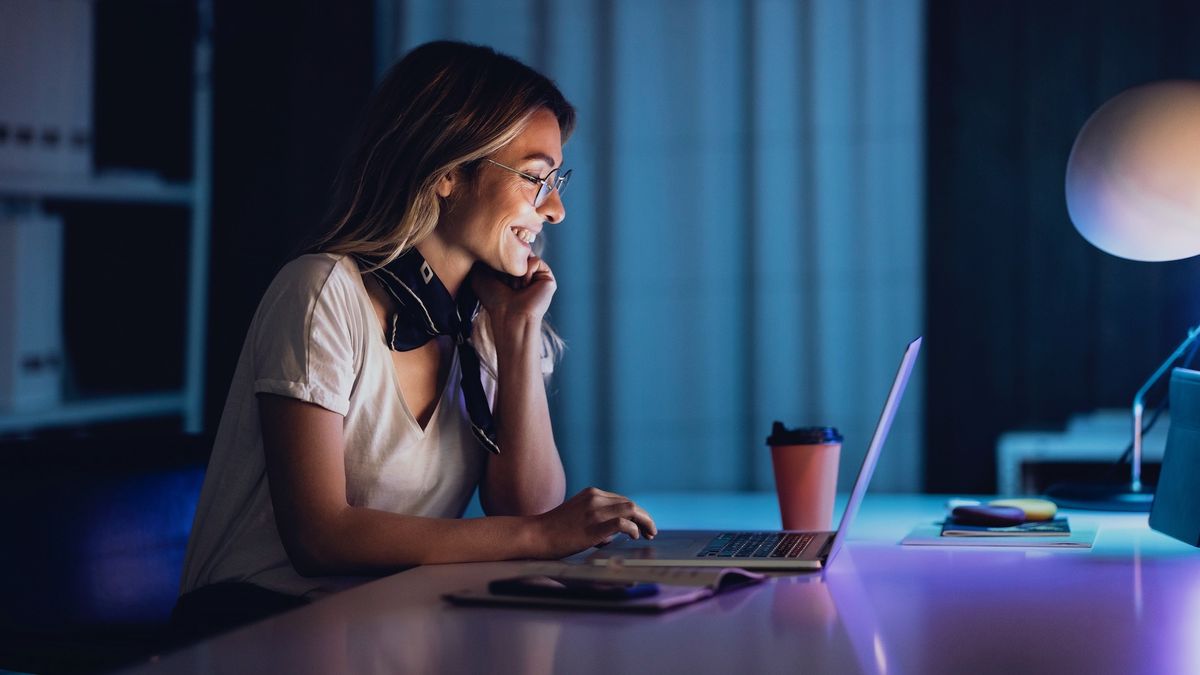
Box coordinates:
[587,531,711,561]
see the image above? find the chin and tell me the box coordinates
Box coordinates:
[497,248,531,277]
[504,258,530,277]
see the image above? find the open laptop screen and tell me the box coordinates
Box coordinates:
[823,337,922,569]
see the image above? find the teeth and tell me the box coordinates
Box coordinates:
[513,228,536,244]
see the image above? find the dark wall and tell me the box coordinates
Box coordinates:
[204,1,374,429]
[925,0,1200,492]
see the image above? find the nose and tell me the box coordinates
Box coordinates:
[538,187,565,225]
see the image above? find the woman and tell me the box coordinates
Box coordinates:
[172,41,656,640]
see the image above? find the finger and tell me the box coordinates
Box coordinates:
[601,499,656,538]
[593,501,645,530]
[531,263,555,287]
[616,517,640,539]
[596,517,640,541]
[588,495,656,538]
[628,503,658,538]
[581,486,623,500]
[523,256,544,285]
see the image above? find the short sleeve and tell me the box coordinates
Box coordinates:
[249,255,363,416]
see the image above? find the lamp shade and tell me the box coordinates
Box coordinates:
[1065,80,1200,262]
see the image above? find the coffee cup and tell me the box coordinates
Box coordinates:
[767,422,843,531]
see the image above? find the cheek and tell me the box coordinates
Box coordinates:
[458,177,537,247]
[492,196,535,233]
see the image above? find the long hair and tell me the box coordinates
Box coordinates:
[313,41,575,260]
[313,41,575,376]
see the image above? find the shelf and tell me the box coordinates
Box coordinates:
[0,172,194,205]
[0,392,187,434]
[0,0,211,436]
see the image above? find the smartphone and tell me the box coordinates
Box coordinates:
[488,575,659,600]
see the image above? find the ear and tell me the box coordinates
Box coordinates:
[435,169,457,199]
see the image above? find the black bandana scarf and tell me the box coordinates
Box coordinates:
[357,250,500,455]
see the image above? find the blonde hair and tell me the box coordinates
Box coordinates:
[311,41,575,376]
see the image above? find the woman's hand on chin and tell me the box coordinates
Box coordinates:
[470,256,557,327]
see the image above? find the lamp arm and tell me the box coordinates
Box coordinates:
[1131,324,1200,491]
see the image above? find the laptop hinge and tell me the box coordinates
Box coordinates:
[817,533,836,561]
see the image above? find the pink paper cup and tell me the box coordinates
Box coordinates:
[767,422,843,531]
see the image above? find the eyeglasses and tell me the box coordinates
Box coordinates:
[483,158,571,208]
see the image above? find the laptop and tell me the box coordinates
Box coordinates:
[587,336,922,570]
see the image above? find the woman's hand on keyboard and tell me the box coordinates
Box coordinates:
[531,487,658,559]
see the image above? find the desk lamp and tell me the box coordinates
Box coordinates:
[1053,80,1200,511]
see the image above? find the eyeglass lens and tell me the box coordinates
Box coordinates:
[535,169,570,207]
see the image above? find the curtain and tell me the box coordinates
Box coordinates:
[380,0,924,493]
[924,0,1200,492]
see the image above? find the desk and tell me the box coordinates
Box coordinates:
[130,494,1200,674]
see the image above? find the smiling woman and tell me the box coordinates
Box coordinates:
[169,41,656,645]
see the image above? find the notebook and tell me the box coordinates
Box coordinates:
[443,563,766,613]
[899,522,1097,548]
[585,337,923,570]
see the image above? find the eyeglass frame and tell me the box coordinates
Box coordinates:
[482,158,571,208]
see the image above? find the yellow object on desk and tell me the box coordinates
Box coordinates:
[989,498,1057,522]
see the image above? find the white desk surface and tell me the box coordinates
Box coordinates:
[131,494,1200,675]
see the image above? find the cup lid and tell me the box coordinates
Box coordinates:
[766,421,843,445]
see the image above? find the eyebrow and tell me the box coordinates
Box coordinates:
[521,152,558,169]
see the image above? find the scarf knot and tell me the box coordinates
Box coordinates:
[357,251,499,455]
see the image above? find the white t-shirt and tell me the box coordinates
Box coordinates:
[180,253,488,599]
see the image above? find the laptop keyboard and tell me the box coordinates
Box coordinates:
[697,532,815,559]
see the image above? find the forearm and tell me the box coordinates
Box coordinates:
[482,316,566,515]
[292,506,546,575]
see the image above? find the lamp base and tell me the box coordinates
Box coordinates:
[1043,482,1155,512]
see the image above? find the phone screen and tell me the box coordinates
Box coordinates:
[488,575,659,600]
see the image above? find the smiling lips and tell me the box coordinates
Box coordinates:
[512,226,538,245]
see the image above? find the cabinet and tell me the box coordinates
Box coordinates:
[0,0,212,435]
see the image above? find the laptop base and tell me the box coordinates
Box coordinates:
[587,530,832,570]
